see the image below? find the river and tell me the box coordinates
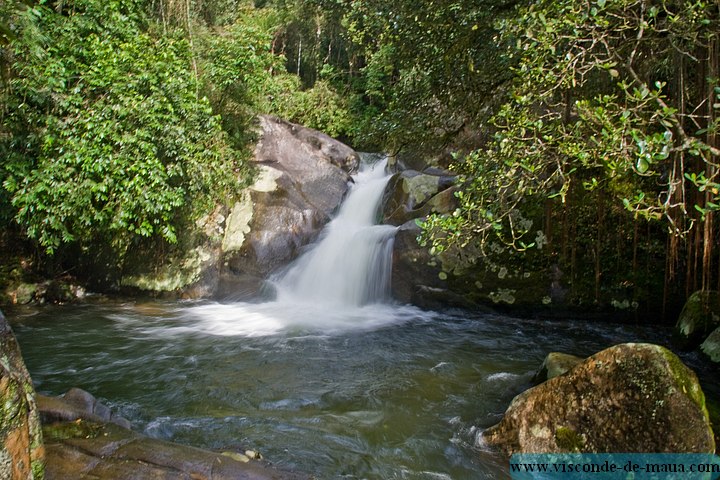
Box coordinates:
[10,302,712,479]
[6,157,717,479]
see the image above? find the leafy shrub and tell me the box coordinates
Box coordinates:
[2,0,248,255]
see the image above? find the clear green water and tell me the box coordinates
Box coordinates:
[8,300,712,479]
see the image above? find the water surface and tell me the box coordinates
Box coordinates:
[11,301,707,480]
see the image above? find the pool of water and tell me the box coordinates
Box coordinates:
[8,299,714,479]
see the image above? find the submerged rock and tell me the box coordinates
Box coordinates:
[43,420,306,480]
[37,388,131,430]
[0,310,44,479]
[532,352,584,384]
[483,343,714,455]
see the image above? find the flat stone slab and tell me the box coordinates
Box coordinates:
[43,420,307,480]
[38,391,308,480]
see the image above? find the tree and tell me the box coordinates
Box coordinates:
[1,0,248,256]
[423,0,719,309]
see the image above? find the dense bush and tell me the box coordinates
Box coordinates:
[1,0,248,257]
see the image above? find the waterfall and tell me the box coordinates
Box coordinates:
[276,157,397,306]
[184,155,424,337]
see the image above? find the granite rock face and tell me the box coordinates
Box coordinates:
[120,115,360,299]
[223,115,359,278]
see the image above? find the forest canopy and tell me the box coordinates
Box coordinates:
[1,0,718,313]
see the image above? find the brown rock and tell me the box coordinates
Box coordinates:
[37,389,131,430]
[43,421,305,480]
[0,310,44,479]
[483,343,714,455]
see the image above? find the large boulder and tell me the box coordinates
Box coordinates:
[381,170,457,226]
[0,310,44,479]
[483,343,714,455]
[674,290,720,349]
[222,115,359,280]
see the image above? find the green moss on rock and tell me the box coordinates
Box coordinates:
[0,311,45,479]
[555,426,585,452]
[661,347,708,417]
[121,246,214,292]
[483,343,715,455]
[42,421,102,441]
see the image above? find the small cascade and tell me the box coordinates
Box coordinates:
[277,157,397,306]
[184,154,416,337]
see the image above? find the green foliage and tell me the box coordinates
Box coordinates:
[341,0,518,150]
[1,0,247,255]
[195,7,284,146]
[256,0,518,151]
[259,74,355,138]
[413,0,720,312]
[424,0,719,254]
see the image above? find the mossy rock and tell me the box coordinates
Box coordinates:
[554,426,585,452]
[674,290,720,349]
[0,311,45,479]
[700,326,720,363]
[483,343,715,455]
[6,283,37,305]
[42,420,102,441]
[381,170,457,226]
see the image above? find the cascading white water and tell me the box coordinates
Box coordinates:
[182,155,428,336]
[276,158,396,306]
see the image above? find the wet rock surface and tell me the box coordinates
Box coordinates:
[37,388,131,430]
[222,115,359,279]
[532,352,584,384]
[483,343,715,455]
[0,311,44,479]
[43,421,307,480]
[39,389,308,480]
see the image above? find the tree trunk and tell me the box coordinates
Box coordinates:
[701,37,718,292]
